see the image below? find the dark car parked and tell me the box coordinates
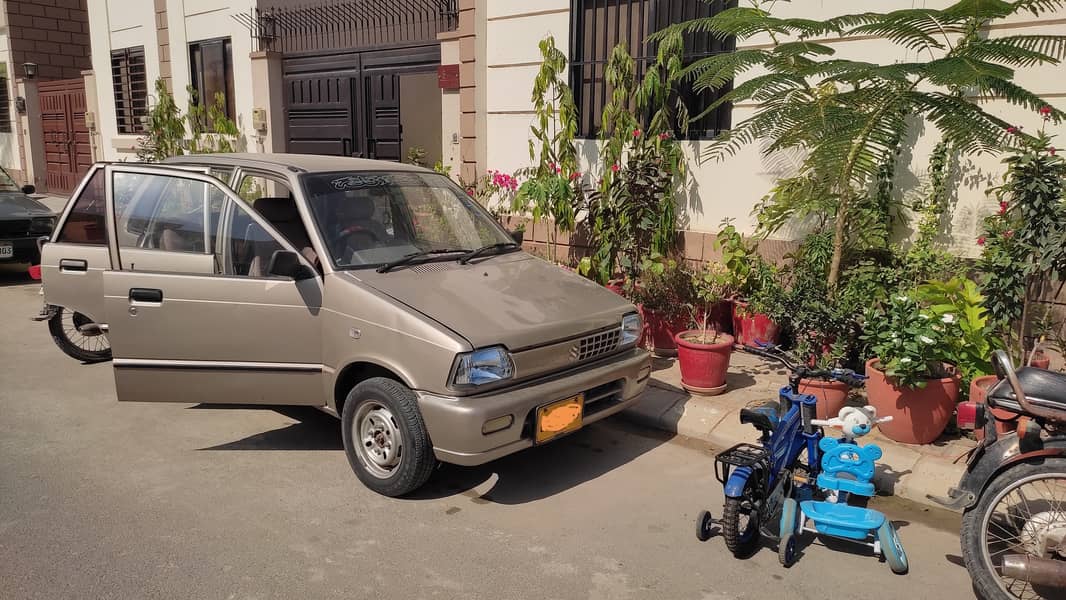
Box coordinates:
[0,169,54,265]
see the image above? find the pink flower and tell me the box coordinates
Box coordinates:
[1040,105,1053,116]
[569,171,580,181]
[632,128,641,138]
[999,201,1008,215]
[465,187,475,196]
[977,236,986,246]
[1007,126,1018,134]
[611,164,620,173]
[548,162,557,171]
[1050,147,1058,156]
[1004,229,1014,239]
[659,132,670,140]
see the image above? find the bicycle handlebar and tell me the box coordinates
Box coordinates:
[741,344,866,388]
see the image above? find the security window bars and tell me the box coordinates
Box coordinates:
[570,0,735,139]
[112,46,148,135]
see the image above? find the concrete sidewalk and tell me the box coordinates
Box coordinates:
[30,193,69,215]
[621,351,974,509]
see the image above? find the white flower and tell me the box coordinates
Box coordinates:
[920,335,935,344]
[896,295,909,302]
[941,313,955,324]
[919,313,930,320]
[900,357,912,363]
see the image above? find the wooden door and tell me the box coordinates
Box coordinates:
[366,73,401,161]
[40,79,92,194]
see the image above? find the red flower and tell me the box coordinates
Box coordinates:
[569,171,580,181]
[548,162,557,171]
[1050,147,1058,156]
[632,128,641,138]
[659,132,671,140]
[611,164,620,173]
[465,187,475,197]
[1040,105,1053,116]
[1004,229,1014,239]
[554,165,562,174]
[1007,126,1018,134]
[977,236,986,246]
[999,201,1009,215]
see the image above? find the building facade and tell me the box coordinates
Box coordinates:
[80,0,1066,255]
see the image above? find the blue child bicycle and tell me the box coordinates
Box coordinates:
[695,344,866,557]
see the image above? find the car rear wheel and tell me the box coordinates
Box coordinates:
[341,377,436,497]
[47,307,111,363]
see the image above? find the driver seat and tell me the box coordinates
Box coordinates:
[249,196,317,276]
[338,200,389,251]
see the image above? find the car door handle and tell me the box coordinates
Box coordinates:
[128,288,163,303]
[59,258,87,272]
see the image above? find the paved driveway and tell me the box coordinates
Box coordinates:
[0,270,976,599]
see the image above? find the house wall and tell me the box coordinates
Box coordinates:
[478,1,1066,262]
[0,9,21,180]
[87,0,256,161]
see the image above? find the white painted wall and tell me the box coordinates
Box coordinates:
[0,8,24,177]
[480,1,1066,258]
[87,0,256,161]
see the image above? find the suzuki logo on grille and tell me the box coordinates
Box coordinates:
[569,344,581,361]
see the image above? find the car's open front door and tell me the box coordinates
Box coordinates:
[100,164,325,406]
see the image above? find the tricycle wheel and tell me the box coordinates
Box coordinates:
[778,533,796,568]
[722,480,762,558]
[877,522,908,575]
[696,510,715,542]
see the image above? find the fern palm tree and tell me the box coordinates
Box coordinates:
[658,0,1066,289]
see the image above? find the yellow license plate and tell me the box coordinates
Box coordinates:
[535,394,584,444]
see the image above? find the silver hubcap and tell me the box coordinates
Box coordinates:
[353,401,403,479]
[979,472,1066,599]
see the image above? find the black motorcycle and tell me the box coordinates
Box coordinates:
[932,350,1066,600]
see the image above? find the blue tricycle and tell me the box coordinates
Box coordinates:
[778,405,908,574]
[695,344,866,557]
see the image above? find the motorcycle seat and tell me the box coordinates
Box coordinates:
[988,367,1066,413]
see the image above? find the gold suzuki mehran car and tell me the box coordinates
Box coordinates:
[39,154,651,496]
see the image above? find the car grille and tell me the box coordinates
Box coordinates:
[571,328,621,363]
[0,219,30,237]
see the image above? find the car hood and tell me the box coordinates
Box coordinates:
[348,252,635,350]
[0,192,52,218]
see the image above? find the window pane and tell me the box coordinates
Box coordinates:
[224,202,285,277]
[113,172,209,253]
[189,38,234,120]
[56,170,107,245]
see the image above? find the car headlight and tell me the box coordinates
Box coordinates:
[28,216,55,234]
[451,345,514,387]
[621,312,642,346]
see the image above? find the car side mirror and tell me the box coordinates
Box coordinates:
[267,250,316,281]
[509,229,524,244]
[21,184,35,195]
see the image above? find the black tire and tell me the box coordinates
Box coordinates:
[778,533,796,568]
[722,476,762,558]
[696,510,715,542]
[961,458,1066,600]
[341,377,437,497]
[47,308,111,363]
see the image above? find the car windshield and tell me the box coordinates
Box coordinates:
[0,167,21,192]
[302,171,515,269]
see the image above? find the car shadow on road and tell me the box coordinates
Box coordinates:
[192,405,343,451]
[0,267,35,287]
[408,418,673,505]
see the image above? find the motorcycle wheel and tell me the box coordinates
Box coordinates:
[722,473,763,558]
[961,458,1066,600]
[47,307,112,363]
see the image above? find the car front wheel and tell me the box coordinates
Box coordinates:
[341,377,436,497]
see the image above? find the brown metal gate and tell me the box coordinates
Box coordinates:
[40,79,92,194]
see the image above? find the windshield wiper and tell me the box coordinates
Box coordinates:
[376,249,468,273]
[459,242,519,265]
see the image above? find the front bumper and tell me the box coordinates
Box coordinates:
[0,236,43,263]
[418,348,652,466]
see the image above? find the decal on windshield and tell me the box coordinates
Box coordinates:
[330,175,392,190]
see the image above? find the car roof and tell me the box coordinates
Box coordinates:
[162,153,435,175]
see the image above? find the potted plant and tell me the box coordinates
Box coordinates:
[626,253,693,356]
[676,263,734,395]
[715,220,781,346]
[862,294,961,444]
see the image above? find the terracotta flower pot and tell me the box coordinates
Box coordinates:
[798,378,850,421]
[731,300,780,348]
[1031,350,1051,370]
[676,331,735,395]
[643,308,688,356]
[970,375,1018,441]
[865,359,961,445]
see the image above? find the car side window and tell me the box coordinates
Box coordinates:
[114,172,212,254]
[219,201,286,277]
[56,169,107,245]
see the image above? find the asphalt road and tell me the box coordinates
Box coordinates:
[0,267,977,600]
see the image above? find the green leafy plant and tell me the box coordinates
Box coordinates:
[186,87,241,154]
[136,78,186,162]
[136,79,242,161]
[863,293,958,388]
[512,35,581,264]
[916,277,1000,389]
[625,253,695,317]
[978,111,1066,364]
[687,261,730,344]
[660,0,1066,290]
[406,146,427,167]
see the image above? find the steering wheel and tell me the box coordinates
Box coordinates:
[333,224,381,249]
